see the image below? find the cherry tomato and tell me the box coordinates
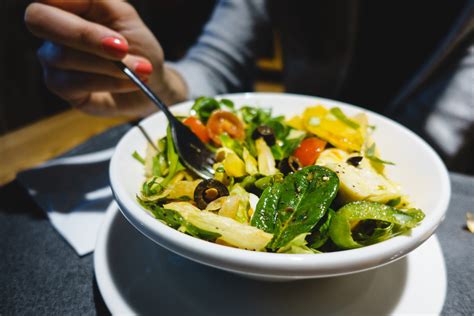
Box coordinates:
[183,116,210,143]
[206,110,245,145]
[293,137,327,166]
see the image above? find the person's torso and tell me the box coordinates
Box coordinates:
[268,1,467,113]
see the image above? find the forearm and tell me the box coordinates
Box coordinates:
[168,0,270,99]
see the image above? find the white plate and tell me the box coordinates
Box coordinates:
[94,202,447,315]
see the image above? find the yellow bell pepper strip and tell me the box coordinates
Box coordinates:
[302,105,367,152]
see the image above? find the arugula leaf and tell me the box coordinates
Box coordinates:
[139,200,221,241]
[142,177,161,197]
[191,97,221,123]
[182,222,222,241]
[220,134,244,157]
[329,107,360,129]
[190,97,236,123]
[160,126,185,188]
[270,131,305,161]
[132,151,145,164]
[264,116,289,140]
[239,106,271,125]
[219,98,235,109]
[365,144,395,165]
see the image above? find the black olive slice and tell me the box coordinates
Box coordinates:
[347,156,363,167]
[251,125,276,146]
[278,156,302,175]
[194,179,229,209]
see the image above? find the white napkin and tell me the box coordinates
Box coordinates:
[17,148,116,256]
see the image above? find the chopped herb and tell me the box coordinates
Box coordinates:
[386,197,401,207]
[329,107,360,129]
[365,144,395,165]
[132,151,145,164]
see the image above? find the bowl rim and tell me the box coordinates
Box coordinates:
[110,92,451,277]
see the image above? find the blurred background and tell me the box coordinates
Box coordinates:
[0,0,472,184]
[0,0,284,135]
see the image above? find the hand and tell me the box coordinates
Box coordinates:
[25,0,187,117]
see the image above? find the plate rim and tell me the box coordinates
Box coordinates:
[94,201,447,315]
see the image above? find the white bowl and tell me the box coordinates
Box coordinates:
[110,92,450,281]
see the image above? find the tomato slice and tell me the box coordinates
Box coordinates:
[206,110,245,145]
[293,137,327,166]
[183,116,210,143]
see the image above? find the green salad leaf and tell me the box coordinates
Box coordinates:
[277,233,320,254]
[191,97,235,123]
[139,200,221,241]
[220,134,244,157]
[308,208,335,249]
[240,106,271,125]
[161,126,185,186]
[251,166,339,251]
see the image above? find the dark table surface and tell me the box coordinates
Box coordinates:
[1,126,473,315]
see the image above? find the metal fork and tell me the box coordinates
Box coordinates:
[115,61,215,179]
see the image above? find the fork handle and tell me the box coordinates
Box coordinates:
[114,61,179,124]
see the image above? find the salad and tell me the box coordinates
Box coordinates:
[134,97,424,253]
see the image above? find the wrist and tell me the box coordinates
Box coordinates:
[156,64,189,105]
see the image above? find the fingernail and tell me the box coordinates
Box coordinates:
[101,37,128,57]
[134,62,153,75]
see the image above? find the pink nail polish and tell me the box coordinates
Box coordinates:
[101,37,128,57]
[135,62,153,75]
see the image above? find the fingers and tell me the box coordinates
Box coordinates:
[37,0,93,15]
[25,3,128,60]
[37,41,153,79]
[43,67,139,103]
[38,0,140,26]
[76,92,156,118]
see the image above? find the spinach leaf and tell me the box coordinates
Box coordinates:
[251,183,282,233]
[251,166,339,251]
[308,208,334,249]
